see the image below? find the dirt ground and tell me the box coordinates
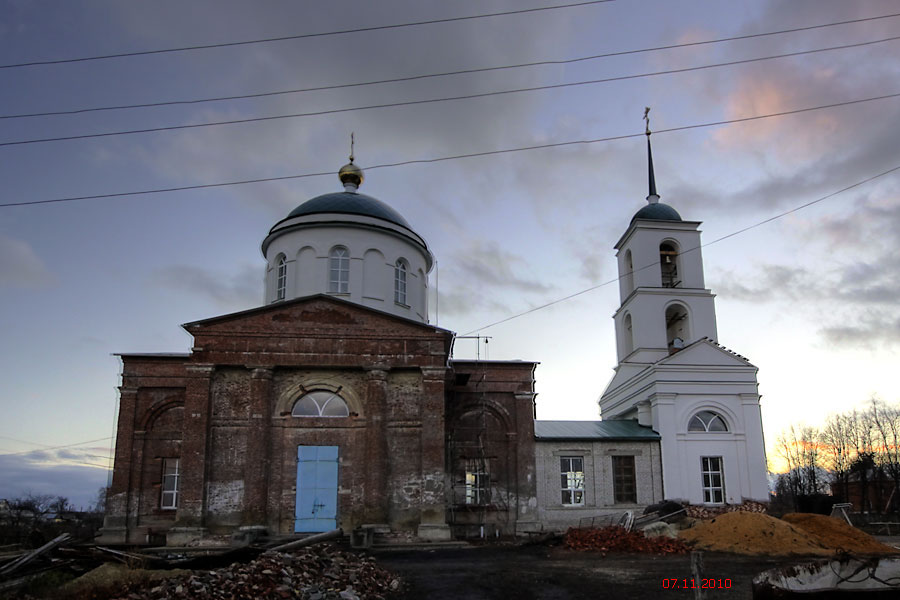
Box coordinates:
[376,544,790,600]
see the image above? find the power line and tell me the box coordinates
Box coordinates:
[0,1,614,70]
[0,436,113,457]
[461,163,900,336]
[2,91,898,209]
[4,11,897,121]
[4,35,897,148]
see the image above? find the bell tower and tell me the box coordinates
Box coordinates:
[611,114,717,365]
[598,109,769,505]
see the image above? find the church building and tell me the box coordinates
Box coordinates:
[99,156,539,546]
[100,131,768,545]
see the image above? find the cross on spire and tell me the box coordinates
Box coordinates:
[644,107,659,203]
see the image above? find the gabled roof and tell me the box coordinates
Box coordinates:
[535,420,659,441]
[657,337,756,368]
[181,293,454,334]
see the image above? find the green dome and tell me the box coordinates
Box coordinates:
[286,192,411,229]
[632,202,682,222]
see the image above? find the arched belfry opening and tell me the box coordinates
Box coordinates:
[623,250,634,295]
[623,313,634,356]
[665,303,689,352]
[659,242,679,288]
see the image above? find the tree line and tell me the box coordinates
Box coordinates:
[774,397,900,514]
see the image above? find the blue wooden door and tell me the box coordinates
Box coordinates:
[295,445,339,532]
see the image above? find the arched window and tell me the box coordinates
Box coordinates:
[292,390,350,417]
[623,250,634,294]
[329,247,349,294]
[659,242,679,288]
[275,255,287,301]
[623,313,634,356]
[665,303,689,351]
[688,410,729,432]
[394,260,408,305]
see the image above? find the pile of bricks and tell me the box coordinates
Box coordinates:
[563,526,689,556]
[683,500,768,520]
[108,545,401,600]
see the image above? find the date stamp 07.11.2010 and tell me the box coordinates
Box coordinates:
[661,578,732,590]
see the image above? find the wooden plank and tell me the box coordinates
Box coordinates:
[0,533,70,577]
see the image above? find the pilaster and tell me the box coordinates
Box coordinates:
[243,366,273,527]
[173,364,214,538]
[97,387,137,544]
[364,366,390,523]
[418,366,451,540]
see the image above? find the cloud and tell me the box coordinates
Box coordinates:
[0,454,108,510]
[713,264,812,303]
[821,313,900,350]
[452,240,553,293]
[0,234,55,288]
[151,264,261,310]
[434,240,555,317]
[711,190,900,350]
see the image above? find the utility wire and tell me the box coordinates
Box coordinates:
[3,35,897,148]
[462,163,900,336]
[2,91,898,209]
[0,436,113,457]
[3,11,897,121]
[0,1,614,70]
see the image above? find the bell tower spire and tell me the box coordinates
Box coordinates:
[644,107,659,204]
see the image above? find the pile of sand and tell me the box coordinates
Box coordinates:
[782,513,899,555]
[679,511,832,556]
[679,511,900,557]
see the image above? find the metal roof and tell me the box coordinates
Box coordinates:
[535,420,660,440]
[632,202,682,222]
[286,191,411,229]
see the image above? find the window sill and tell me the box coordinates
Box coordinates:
[394,301,410,308]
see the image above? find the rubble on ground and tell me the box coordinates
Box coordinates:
[683,500,767,519]
[99,545,401,600]
[563,526,690,555]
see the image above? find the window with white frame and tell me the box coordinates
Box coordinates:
[464,459,490,505]
[329,247,349,294]
[689,410,728,432]
[394,260,407,305]
[291,390,350,417]
[161,458,180,510]
[275,255,287,301]
[560,456,584,505]
[701,456,725,504]
[612,455,637,503]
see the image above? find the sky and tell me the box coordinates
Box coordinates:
[1,0,898,508]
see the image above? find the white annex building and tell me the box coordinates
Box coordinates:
[597,130,769,506]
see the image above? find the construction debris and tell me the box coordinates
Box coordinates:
[563,526,690,555]
[99,544,400,600]
[0,533,71,577]
[682,500,767,520]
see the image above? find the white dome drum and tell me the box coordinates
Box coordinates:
[260,162,433,323]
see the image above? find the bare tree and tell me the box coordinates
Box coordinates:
[820,412,854,501]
